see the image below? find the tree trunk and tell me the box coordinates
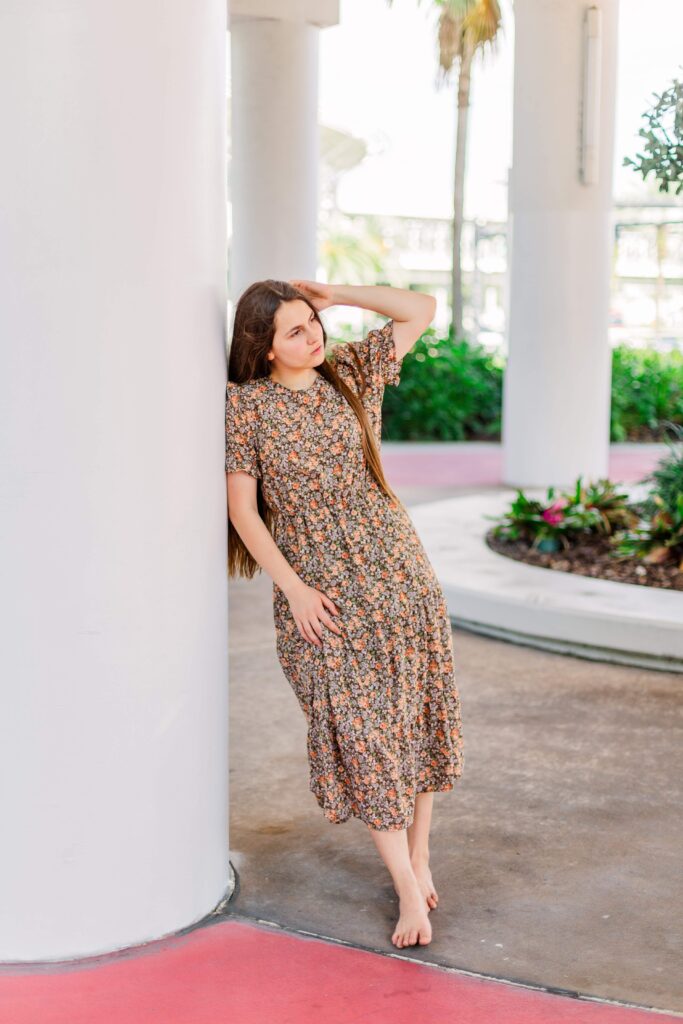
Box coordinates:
[451,36,474,340]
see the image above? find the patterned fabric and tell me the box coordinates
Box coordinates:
[226,318,464,830]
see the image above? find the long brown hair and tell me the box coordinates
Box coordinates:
[227,279,403,579]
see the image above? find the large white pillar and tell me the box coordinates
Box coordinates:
[228,0,339,299]
[0,1,229,960]
[502,0,619,488]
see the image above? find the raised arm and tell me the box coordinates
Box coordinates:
[289,281,436,363]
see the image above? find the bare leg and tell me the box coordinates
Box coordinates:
[367,823,432,947]
[407,792,439,910]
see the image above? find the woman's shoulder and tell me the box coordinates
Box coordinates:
[327,319,401,391]
[226,378,269,398]
[227,377,264,389]
[225,379,270,423]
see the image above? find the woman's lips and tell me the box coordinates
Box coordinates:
[313,344,322,353]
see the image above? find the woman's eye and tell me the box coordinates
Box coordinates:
[292,317,314,336]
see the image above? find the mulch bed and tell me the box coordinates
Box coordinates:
[485,529,683,591]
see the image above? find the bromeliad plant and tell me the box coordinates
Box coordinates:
[611,493,683,568]
[610,423,683,569]
[486,477,639,554]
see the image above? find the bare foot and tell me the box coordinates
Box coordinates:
[411,857,438,911]
[394,859,439,912]
[391,880,432,948]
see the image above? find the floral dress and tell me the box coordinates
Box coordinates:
[226,318,464,831]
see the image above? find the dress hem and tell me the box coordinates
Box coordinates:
[313,777,462,831]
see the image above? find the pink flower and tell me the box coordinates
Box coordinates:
[542,499,567,526]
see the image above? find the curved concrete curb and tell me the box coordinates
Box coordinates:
[409,491,683,674]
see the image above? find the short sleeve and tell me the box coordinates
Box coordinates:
[329,318,402,391]
[225,382,262,479]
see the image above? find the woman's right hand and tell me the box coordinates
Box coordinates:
[284,581,342,647]
[288,279,335,312]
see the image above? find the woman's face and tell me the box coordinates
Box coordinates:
[269,299,325,372]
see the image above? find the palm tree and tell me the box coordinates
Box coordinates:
[320,229,387,284]
[385,0,503,339]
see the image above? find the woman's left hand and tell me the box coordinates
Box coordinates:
[288,279,336,311]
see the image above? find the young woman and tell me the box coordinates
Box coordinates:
[226,279,464,949]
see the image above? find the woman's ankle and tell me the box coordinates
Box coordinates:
[393,866,421,898]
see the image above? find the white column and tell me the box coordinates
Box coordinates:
[0,0,229,960]
[228,0,339,300]
[502,0,619,488]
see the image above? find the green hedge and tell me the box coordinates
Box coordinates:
[371,329,683,442]
[381,328,504,441]
[610,346,683,441]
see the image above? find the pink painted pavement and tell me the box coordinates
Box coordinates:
[0,919,678,1024]
[381,443,664,488]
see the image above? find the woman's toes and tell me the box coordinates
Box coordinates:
[392,882,433,948]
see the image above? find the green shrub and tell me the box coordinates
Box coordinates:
[612,492,683,567]
[380,331,682,442]
[381,327,504,441]
[613,423,683,566]
[639,422,683,516]
[333,325,683,441]
[610,347,683,441]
